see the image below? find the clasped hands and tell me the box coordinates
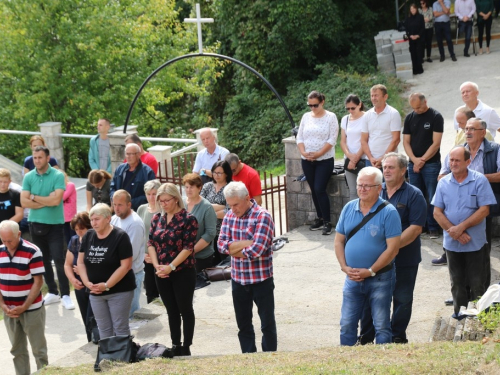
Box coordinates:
[86,282,107,294]
[447,225,470,245]
[303,151,320,162]
[342,266,370,282]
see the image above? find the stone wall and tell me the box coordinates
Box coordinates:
[283,136,349,230]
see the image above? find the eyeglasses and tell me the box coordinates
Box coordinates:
[464,127,484,132]
[125,152,138,156]
[356,184,380,191]
[159,197,176,205]
[307,103,320,108]
[345,107,356,111]
[213,171,225,176]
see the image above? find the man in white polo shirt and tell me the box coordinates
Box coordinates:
[454,82,500,139]
[361,84,402,169]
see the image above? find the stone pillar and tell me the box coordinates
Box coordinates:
[39,122,64,170]
[108,125,138,174]
[283,136,350,231]
[148,145,172,179]
[193,128,219,152]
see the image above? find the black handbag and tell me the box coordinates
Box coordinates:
[136,343,174,360]
[94,335,139,372]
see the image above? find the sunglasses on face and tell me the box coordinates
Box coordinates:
[307,104,320,108]
[345,107,356,111]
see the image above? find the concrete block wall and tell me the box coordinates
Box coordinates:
[375,29,413,81]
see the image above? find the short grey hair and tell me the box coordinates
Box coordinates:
[144,179,161,193]
[224,181,249,199]
[382,152,408,170]
[156,183,184,212]
[357,166,383,185]
[125,143,141,153]
[224,153,240,165]
[0,220,20,237]
[467,117,487,130]
[200,127,217,142]
[460,81,479,92]
[89,203,112,219]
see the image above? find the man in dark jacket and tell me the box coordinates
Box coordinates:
[110,143,155,211]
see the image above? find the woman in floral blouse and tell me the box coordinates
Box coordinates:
[147,183,198,357]
[200,160,232,264]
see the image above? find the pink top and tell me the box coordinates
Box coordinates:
[63,182,77,223]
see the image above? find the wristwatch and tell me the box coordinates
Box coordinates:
[104,283,110,292]
[30,194,35,201]
[170,263,176,271]
[368,268,376,277]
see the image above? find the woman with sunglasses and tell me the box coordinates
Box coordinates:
[296,90,339,235]
[340,94,367,201]
[147,183,198,356]
[418,0,434,63]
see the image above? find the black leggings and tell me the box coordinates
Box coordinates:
[477,18,493,48]
[143,262,159,303]
[156,267,196,346]
[422,28,434,58]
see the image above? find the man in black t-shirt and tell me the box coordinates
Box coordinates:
[0,168,23,224]
[402,93,444,240]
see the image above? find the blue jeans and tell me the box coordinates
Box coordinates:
[408,161,440,231]
[359,265,419,343]
[129,270,145,319]
[434,21,455,57]
[232,277,277,353]
[340,268,395,346]
[459,21,473,54]
[301,158,334,222]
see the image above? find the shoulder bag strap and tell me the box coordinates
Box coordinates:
[346,201,389,243]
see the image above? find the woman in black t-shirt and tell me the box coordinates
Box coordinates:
[78,203,135,339]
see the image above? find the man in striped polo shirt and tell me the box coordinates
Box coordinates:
[0,220,48,375]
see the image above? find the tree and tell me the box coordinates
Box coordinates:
[0,0,220,176]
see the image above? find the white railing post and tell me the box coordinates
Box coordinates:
[39,122,64,170]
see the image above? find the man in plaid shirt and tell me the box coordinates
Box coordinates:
[218,181,277,353]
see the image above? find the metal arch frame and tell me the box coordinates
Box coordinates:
[123,52,295,133]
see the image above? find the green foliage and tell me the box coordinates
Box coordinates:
[0,0,220,175]
[478,304,500,331]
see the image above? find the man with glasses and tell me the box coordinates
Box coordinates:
[124,134,158,177]
[453,82,500,139]
[224,153,262,206]
[402,93,444,239]
[432,146,496,319]
[334,167,401,346]
[435,118,500,300]
[110,143,155,211]
[358,153,426,345]
[193,128,229,184]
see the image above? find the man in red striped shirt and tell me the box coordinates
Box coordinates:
[0,220,48,375]
[218,181,276,353]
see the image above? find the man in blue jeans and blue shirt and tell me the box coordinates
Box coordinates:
[433,0,457,62]
[403,93,443,239]
[335,166,401,346]
[358,153,427,344]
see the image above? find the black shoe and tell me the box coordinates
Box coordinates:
[432,253,447,266]
[179,345,191,356]
[172,344,182,357]
[444,298,454,306]
[451,55,457,61]
[429,230,440,239]
[309,218,323,231]
[427,58,433,63]
[464,53,470,57]
[322,222,333,235]
[440,56,445,62]
[393,337,408,344]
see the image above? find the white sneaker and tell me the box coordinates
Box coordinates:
[44,293,61,305]
[62,295,75,310]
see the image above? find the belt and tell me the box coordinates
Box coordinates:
[376,263,393,276]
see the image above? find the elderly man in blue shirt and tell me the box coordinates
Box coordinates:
[432,146,496,318]
[433,0,456,61]
[335,166,401,346]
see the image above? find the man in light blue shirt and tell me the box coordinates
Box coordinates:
[432,146,496,317]
[433,0,456,61]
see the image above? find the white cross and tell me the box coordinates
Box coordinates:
[184,3,214,54]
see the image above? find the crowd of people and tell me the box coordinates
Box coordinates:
[297,81,500,346]
[0,123,273,373]
[403,1,497,76]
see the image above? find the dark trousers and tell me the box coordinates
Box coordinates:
[29,223,70,296]
[156,267,196,346]
[434,21,455,57]
[63,222,76,246]
[446,245,488,315]
[409,39,423,74]
[422,27,434,58]
[485,217,493,291]
[74,287,94,342]
[458,21,473,54]
[359,265,419,343]
[477,18,493,48]
[301,157,334,223]
[232,277,277,353]
[143,262,159,304]
[195,254,214,273]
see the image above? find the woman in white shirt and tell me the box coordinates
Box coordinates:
[340,94,367,201]
[296,91,339,235]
